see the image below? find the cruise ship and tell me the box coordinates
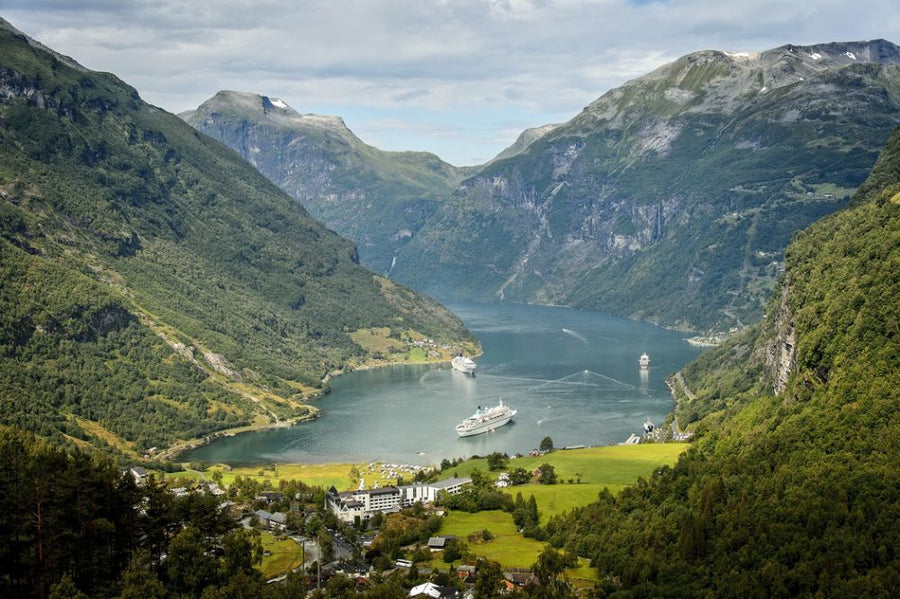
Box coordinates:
[455,400,517,437]
[451,355,477,375]
[639,353,651,369]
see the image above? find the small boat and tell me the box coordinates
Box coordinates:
[639,353,650,369]
[456,399,516,437]
[451,355,477,375]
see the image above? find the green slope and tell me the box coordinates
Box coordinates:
[543,127,900,595]
[393,40,900,333]
[0,20,475,455]
[181,91,475,275]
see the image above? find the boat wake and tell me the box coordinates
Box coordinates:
[561,328,589,346]
[527,369,635,392]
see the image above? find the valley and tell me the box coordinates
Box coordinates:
[0,12,898,598]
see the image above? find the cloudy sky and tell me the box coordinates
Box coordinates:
[4,0,899,165]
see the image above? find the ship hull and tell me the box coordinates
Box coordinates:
[451,356,477,375]
[455,412,516,437]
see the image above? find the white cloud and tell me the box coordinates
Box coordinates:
[3,0,899,164]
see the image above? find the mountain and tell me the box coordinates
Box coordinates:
[391,40,900,332]
[544,125,900,595]
[487,123,560,164]
[0,20,475,456]
[181,91,475,275]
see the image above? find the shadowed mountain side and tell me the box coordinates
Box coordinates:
[181,91,477,275]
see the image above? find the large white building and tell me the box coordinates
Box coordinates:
[400,478,471,506]
[327,477,472,523]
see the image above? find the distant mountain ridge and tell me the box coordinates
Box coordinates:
[181,91,474,275]
[487,123,561,164]
[0,20,475,455]
[391,39,900,332]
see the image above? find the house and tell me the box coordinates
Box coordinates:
[427,535,456,551]
[128,466,149,485]
[409,582,460,598]
[254,509,287,531]
[256,491,283,504]
[456,565,476,584]
[334,562,369,577]
[201,482,225,496]
[504,571,538,588]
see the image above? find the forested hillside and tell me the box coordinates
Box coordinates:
[544,127,900,596]
[0,20,475,455]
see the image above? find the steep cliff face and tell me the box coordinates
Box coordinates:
[181,91,470,274]
[393,40,900,332]
[765,282,797,395]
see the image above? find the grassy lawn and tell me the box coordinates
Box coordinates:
[499,444,688,522]
[432,510,597,585]
[433,511,546,569]
[506,444,687,485]
[257,531,304,580]
[506,483,624,524]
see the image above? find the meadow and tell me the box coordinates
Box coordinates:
[429,443,688,574]
[258,531,304,580]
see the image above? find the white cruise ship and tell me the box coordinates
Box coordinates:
[451,355,477,375]
[455,400,516,437]
[639,353,651,369]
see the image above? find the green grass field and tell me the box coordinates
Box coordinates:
[507,483,624,525]
[428,444,688,571]
[500,444,688,522]
[257,531,304,580]
[433,510,546,569]
[432,511,597,585]
[505,444,686,484]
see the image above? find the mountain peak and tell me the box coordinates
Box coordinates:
[768,39,900,65]
[182,90,351,136]
[488,123,561,164]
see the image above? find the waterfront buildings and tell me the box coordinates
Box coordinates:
[327,477,472,523]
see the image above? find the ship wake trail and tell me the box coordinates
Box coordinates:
[561,328,589,346]
[526,369,635,393]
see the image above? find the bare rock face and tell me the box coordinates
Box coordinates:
[180,91,467,276]
[765,282,796,395]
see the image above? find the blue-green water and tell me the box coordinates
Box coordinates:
[184,303,703,465]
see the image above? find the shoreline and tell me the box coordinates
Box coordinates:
[164,349,483,464]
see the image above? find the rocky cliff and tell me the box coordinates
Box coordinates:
[765,282,796,395]
[392,40,900,332]
[181,91,471,274]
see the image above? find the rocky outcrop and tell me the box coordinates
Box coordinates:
[765,282,796,395]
